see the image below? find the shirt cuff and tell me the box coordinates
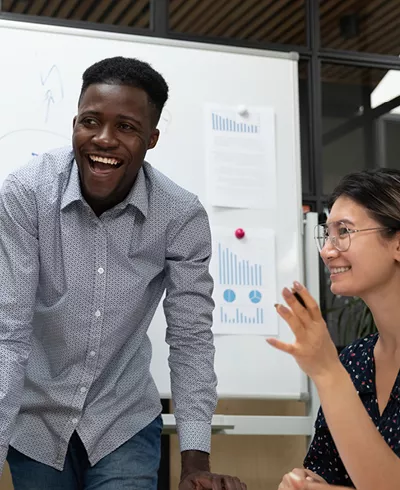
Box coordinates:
[176,420,212,453]
[0,445,8,476]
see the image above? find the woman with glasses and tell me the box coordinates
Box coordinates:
[273,168,400,490]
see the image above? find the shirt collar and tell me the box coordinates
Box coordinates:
[60,160,83,210]
[61,161,149,218]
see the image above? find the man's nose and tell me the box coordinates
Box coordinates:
[92,125,118,147]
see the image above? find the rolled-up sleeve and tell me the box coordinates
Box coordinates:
[163,196,217,453]
[0,176,39,472]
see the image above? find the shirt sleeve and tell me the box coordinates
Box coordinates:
[163,196,217,454]
[0,176,39,473]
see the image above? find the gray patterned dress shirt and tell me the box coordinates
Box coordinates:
[0,146,217,471]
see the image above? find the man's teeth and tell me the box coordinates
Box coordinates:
[89,155,121,166]
[331,267,351,274]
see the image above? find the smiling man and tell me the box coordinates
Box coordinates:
[0,57,246,490]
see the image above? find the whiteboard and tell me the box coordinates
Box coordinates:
[0,20,306,399]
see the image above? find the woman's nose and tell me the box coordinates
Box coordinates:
[320,237,340,261]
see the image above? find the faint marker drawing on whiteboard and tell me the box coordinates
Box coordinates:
[211,227,278,336]
[205,104,276,209]
[39,64,64,123]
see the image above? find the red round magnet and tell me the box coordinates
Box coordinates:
[235,228,245,239]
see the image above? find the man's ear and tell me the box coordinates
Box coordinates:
[148,128,160,150]
[72,116,77,129]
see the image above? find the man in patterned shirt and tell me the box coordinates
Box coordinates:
[0,56,246,490]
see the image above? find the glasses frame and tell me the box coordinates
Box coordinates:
[314,221,390,252]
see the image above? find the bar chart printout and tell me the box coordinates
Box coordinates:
[211,112,259,133]
[205,104,276,210]
[211,227,278,336]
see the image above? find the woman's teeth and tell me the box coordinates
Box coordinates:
[331,267,351,274]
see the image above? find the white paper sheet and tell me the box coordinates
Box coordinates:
[205,104,276,209]
[211,227,278,336]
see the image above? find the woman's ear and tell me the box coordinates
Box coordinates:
[393,231,400,263]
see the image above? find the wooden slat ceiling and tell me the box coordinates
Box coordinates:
[2,0,399,88]
[1,0,151,28]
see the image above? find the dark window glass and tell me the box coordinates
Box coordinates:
[1,0,151,29]
[169,0,306,46]
[320,1,400,56]
[321,64,400,195]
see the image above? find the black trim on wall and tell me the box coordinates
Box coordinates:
[319,48,400,68]
[152,0,168,37]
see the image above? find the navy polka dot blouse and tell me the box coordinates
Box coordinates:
[304,333,400,487]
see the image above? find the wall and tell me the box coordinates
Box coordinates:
[0,464,12,490]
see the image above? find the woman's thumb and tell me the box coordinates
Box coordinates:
[288,472,307,489]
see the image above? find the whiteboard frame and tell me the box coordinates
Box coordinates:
[0,18,306,400]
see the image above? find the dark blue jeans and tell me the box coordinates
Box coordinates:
[7,415,163,490]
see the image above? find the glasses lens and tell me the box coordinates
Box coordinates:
[314,222,351,252]
[330,222,350,251]
[314,224,327,251]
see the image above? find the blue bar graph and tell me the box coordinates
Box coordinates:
[212,113,259,133]
[218,243,263,286]
[220,306,264,325]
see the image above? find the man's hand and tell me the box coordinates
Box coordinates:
[179,470,247,489]
[180,450,247,489]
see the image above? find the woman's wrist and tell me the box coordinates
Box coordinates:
[312,359,349,391]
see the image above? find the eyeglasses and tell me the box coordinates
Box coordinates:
[314,221,390,252]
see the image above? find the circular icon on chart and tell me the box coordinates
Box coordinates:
[223,289,236,303]
[249,290,262,304]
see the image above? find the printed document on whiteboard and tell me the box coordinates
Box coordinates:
[205,104,276,209]
[211,226,278,336]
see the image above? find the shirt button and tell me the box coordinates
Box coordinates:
[95,310,101,318]
[80,387,87,393]
[72,418,78,424]
[89,351,96,357]
[98,267,104,274]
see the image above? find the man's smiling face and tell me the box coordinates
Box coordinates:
[72,83,159,214]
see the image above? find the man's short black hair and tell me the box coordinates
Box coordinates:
[79,56,169,126]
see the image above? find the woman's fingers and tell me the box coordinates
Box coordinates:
[274,302,305,339]
[266,337,295,355]
[291,282,323,323]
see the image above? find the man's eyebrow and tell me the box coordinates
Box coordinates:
[79,110,101,117]
[116,114,143,126]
